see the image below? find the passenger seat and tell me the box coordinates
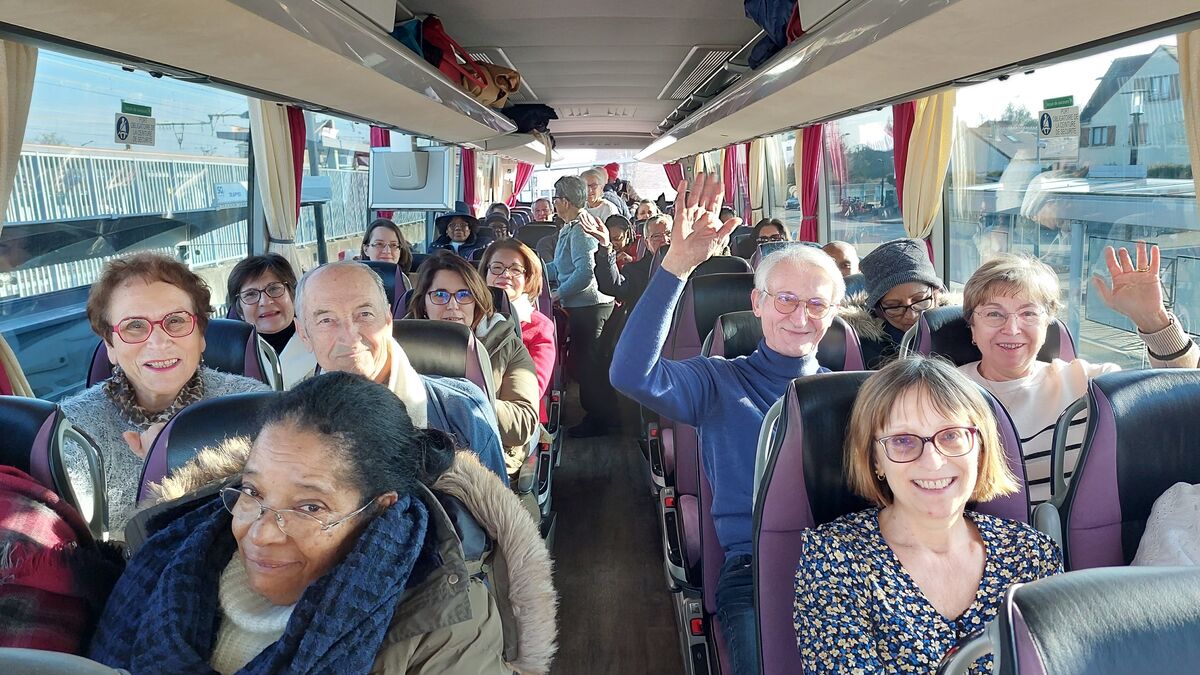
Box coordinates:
[86,319,275,389]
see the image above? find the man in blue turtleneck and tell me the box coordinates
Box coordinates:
[610,173,845,675]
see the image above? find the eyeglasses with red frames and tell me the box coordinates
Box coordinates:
[111,311,198,344]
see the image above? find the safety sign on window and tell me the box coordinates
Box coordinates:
[114,113,156,146]
[1037,105,1080,161]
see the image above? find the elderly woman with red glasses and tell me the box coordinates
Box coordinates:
[61,253,269,530]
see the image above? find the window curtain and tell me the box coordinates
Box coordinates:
[901,90,956,260]
[0,334,32,397]
[693,153,706,177]
[1180,29,1200,213]
[797,125,824,242]
[0,40,36,239]
[891,101,916,211]
[370,126,393,219]
[749,138,766,223]
[249,100,305,271]
[507,161,534,206]
[663,161,685,188]
[461,147,477,215]
[765,134,788,215]
[722,144,737,204]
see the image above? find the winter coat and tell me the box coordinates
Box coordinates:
[476,315,541,478]
[142,438,559,674]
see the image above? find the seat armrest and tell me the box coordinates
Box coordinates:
[1032,501,1063,551]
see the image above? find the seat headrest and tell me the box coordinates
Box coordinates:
[409,253,430,273]
[1003,566,1200,674]
[361,260,400,307]
[750,240,821,269]
[515,225,557,249]
[915,305,1074,366]
[87,319,267,387]
[694,255,752,276]
[686,273,756,345]
[392,319,469,379]
[843,273,867,298]
[137,391,279,502]
[0,396,60,489]
[1063,369,1200,569]
[705,311,762,359]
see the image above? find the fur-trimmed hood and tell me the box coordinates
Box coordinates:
[838,289,962,341]
[147,439,558,674]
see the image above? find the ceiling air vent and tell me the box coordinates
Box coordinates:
[466,47,538,103]
[659,46,739,101]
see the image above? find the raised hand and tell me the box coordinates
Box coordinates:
[1091,241,1171,333]
[123,421,166,460]
[661,173,742,278]
[578,211,611,247]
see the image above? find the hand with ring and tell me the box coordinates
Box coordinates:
[1091,241,1170,333]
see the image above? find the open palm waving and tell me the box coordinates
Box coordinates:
[660,173,742,278]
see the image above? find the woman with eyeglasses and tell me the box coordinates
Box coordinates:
[959,248,1197,505]
[359,218,413,271]
[794,356,1061,673]
[479,240,557,419]
[89,372,557,674]
[407,252,540,481]
[842,238,951,369]
[60,253,269,529]
[226,254,315,390]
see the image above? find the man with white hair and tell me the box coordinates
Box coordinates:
[610,174,845,674]
[292,261,508,481]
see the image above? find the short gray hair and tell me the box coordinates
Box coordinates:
[294,260,389,322]
[755,244,846,305]
[581,168,607,186]
[554,175,587,209]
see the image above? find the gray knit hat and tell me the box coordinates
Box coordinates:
[554,175,587,209]
[860,238,944,309]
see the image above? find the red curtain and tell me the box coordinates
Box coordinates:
[286,106,306,220]
[722,146,737,204]
[823,121,848,187]
[799,125,824,243]
[460,148,477,215]
[370,126,393,219]
[891,101,916,212]
[663,162,685,189]
[507,161,534,206]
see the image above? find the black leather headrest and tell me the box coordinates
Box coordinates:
[202,319,260,379]
[707,311,762,359]
[694,255,752,276]
[689,273,756,341]
[1004,566,1200,675]
[792,373,875,526]
[733,234,755,258]
[515,225,557,249]
[361,260,399,307]
[0,396,57,479]
[409,253,430,273]
[818,316,850,372]
[393,319,469,378]
[922,305,1063,366]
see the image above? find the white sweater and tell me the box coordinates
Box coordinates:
[210,556,296,675]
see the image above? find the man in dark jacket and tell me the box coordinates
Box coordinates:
[583,214,671,306]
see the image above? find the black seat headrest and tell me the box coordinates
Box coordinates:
[515,225,557,249]
[920,305,1064,366]
[0,396,60,487]
[694,255,752,276]
[705,311,762,359]
[202,319,263,380]
[409,253,430,273]
[393,319,469,378]
[688,273,757,342]
[361,260,399,307]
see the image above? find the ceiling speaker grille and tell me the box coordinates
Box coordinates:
[659,46,738,101]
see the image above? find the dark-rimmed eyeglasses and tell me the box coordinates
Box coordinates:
[972,308,1046,328]
[757,234,786,244]
[878,294,934,319]
[238,282,290,306]
[759,290,832,320]
[877,426,978,463]
[220,486,372,539]
[487,262,526,278]
[368,241,402,252]
[111,311,197,344]
[427,289,475,306]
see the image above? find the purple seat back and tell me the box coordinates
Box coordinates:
[753,372,1030,673]
[137,391,279,502]
[1060,369,1200,570]
[912,305,1076,366]
[0,396,65,496]
[87,318,268,387]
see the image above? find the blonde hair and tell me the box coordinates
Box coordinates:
[845,356,1019,507]
[963,253,1062,322]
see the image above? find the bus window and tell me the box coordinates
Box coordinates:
[0,49,250,400]
[946,34,1195,369]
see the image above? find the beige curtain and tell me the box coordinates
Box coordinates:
[693,153,706,178]
[249,99,303,271]
[1180,29,1200,211]
[748,138,766,222]
[764,134,788,215]
[793,131,804,207]
[902,90,957,240]
[0,40,36,237]
[0,333,32,397]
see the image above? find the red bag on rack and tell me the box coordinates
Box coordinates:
[420,15,486,91]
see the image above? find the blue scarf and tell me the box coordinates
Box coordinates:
[89,493,429,674]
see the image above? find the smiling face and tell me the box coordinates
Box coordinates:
[240,271,294,335]
[584,175,604,203]
[296,267,392,383]
[876,386,979,523]
[105,279,205,411]
[532,199,552,222]
[635,203,655,221]
[645,217,670,254]
[363,225,401,263]
[877,282,937,333]
[233,423,374,605]
[969,292,1049,382]
[446,218,471,243]
[486,248,528,301]
[750,261,836,358]
[423,269,476,327]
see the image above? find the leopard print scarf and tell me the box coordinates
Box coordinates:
[104,365,205,430]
